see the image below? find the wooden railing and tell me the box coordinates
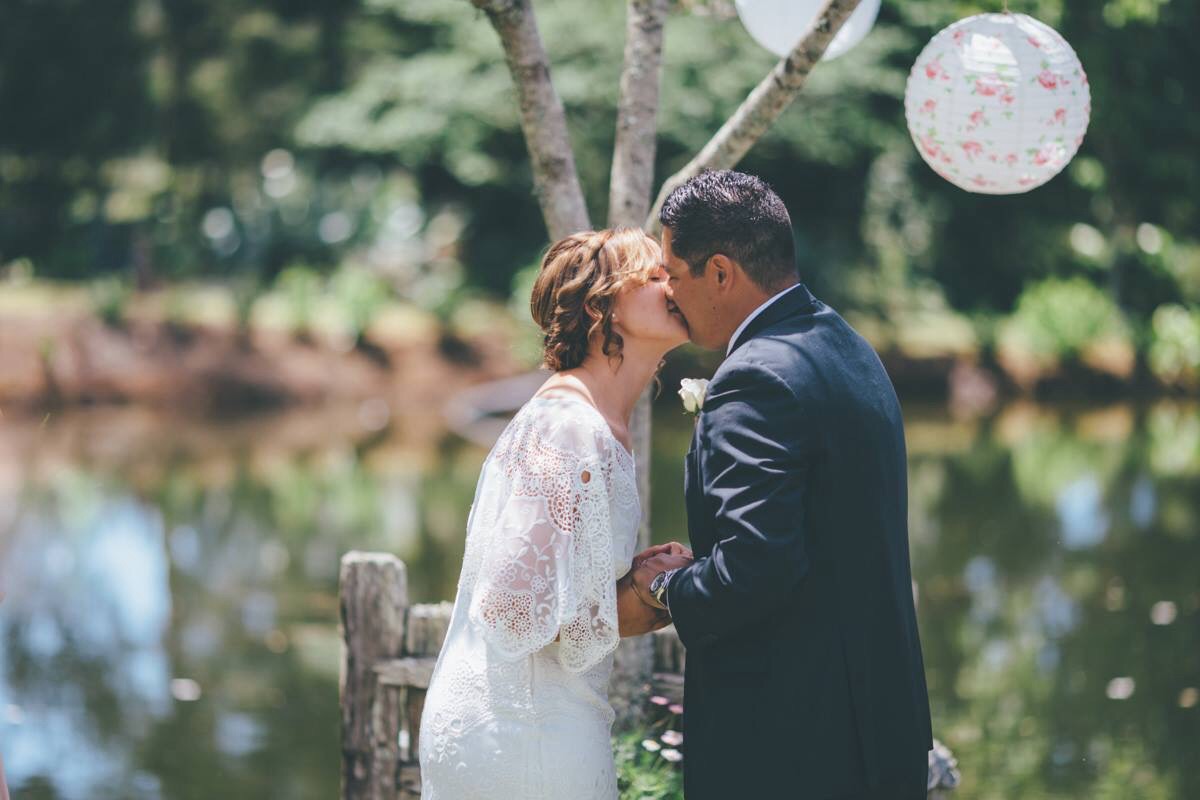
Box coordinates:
[339,551,958,799]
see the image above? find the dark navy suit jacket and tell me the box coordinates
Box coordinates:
[665,284,932,800]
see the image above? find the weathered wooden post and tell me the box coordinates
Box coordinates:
[340,552,408,800]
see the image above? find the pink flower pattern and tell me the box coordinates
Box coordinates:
[975,76,1004,96]
[924,60,950,82]
[1032,144,1064,167]
[1037,69,1059,90]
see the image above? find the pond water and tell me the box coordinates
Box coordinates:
[1,398,1197,799]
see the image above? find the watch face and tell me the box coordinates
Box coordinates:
[650,572,665,592]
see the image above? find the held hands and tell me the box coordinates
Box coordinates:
[617,542,693,638]
[631,541,693,570]
[632,552,693,609]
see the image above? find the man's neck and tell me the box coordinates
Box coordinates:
[724,282,800,354]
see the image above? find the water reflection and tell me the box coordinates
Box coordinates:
[1,400,1197,798]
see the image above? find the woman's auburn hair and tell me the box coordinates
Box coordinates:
[530,227,661,372]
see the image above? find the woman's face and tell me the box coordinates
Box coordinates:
[611,262,690,351]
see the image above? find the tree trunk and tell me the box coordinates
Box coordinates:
[469,0,591,239]
[608,0,670,229]
[606,0,671,731]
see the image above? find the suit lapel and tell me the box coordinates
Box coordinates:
[683,420,705,549]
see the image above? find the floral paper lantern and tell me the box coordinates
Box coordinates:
[736,0,881,61]
[904,13,1091,194]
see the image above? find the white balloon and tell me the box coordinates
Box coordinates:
[736,0,882,61]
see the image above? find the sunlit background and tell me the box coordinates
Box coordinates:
[1,0,1197,798]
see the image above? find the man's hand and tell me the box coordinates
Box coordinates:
[631,541,693,571]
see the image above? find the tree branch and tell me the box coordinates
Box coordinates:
[645,0,864,232]
[608,0,670,228]
[470,0,590,239]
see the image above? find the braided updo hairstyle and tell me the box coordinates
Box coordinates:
[530,228,662,372]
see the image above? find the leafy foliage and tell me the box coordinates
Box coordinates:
[1148,304,1200,387]
[1,0,1197,354]
[1000,277,1130,362]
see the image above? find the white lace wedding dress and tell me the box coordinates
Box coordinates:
[418,394,641,799]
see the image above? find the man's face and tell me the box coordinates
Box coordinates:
[662,227,720,350]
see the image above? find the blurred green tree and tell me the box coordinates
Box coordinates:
[1,0,1197,368]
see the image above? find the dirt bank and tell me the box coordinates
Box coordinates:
[0,305,523,419]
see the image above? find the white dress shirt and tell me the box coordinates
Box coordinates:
[726,282,804,356]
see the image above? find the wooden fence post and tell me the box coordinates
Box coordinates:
[340,552,408,800]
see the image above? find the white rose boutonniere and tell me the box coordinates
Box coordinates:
[678,378,709,416]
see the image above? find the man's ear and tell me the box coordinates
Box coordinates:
[708,254,735,292]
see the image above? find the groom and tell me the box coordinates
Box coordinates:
[631,170,932,799]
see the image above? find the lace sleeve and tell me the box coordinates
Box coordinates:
[466,414,620,674]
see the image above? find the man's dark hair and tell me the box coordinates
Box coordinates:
[659,169,798,291]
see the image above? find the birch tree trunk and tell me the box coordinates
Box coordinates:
[606,0,670,730]
[608,0,670,553]
[608,0,670,229]
[469,0,590,239]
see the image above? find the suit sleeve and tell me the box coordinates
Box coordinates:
[666,363,811,649]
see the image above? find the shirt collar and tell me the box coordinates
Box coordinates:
[726,283,804,356]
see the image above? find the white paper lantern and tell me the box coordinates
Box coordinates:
[736,0,881,61]
[904,12,1091,194]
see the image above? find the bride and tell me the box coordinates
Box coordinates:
[418,228,695,799]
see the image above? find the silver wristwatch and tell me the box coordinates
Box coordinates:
[649,568,675,609]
